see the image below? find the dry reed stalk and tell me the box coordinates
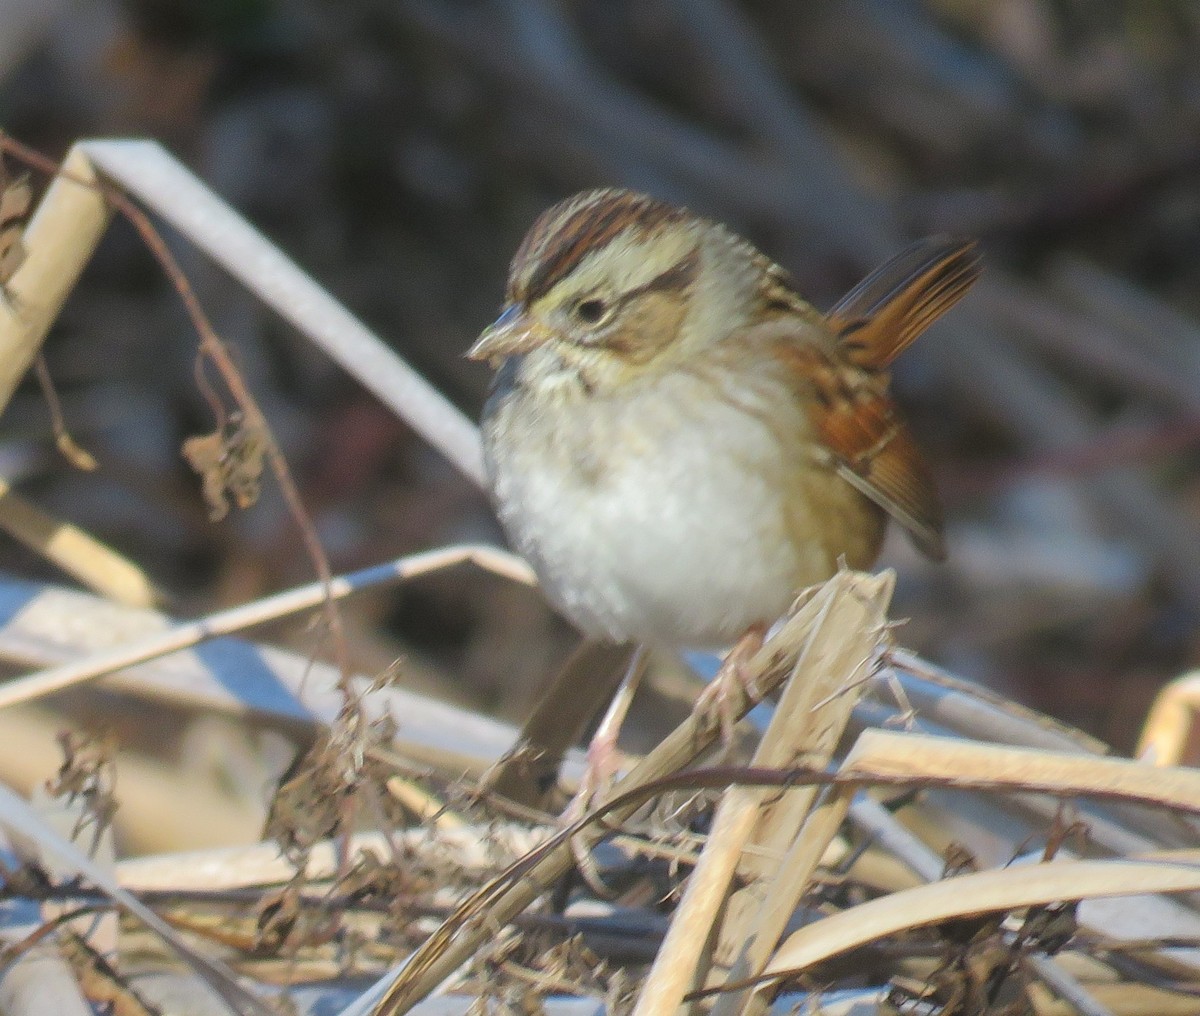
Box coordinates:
[0,944,92,1016]
[632,572,893,1016]
[707,720,1200,1015]
[886,649,1109,754]
[1137,670,1200,766]
[0,477,158,607]
[0,783,275,1016]
[117,826,551,894]
[0,579,530,775]
[840,729,1200,810]
[0,146,111,413]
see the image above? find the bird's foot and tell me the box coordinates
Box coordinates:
[695,625,767,750]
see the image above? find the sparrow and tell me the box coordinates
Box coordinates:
[469,189,979,650]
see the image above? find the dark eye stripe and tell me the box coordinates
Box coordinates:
[511,189,688,303]
[620,245,700,300]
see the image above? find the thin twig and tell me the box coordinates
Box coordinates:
[0,543,533,711]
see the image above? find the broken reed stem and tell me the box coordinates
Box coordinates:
[841,729,1200,813]
[0,145,111,415]
[729,787,856,1016]
[0,783,276,1016]
[634,571,893,1016]
[118,826,551,894]
[732,859,1200,996]
[631,787,764,1016]
[0,475,158,607]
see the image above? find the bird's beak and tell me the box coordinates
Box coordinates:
[466,305,548,364]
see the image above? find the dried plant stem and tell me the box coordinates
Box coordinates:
[364,713,1200,1016]
[0,580,531,776]
[0,783,276,1016]
[731,788,856,1016]
[0,146,112,415]
[635,572,893,1016]
[632,791,761,1015]
[112,187,354,684]
[887,648,1109,754]
[1137,670,1200,766]
[0,135,351,701]
[847,799,1114,1016]
[840,728,1200,812]
[0,475,158,607]
[0,135,367,693]
[0,543,534,711]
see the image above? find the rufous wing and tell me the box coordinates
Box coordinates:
[833,421,945,560]
[827,236,981,368]
[808,235,978,557]
[774,341,946,560]
[813,379,945,560]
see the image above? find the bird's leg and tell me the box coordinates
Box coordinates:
[562,644,648,824]
[695,624,768,748]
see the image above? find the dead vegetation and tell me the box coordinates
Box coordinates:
[1,2,1200,1014]
[0,136,1194,1015]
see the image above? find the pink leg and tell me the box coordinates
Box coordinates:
[563,644,648,823]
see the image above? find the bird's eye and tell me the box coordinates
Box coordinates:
[574,298,608,325]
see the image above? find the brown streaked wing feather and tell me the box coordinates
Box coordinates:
[830,417,945,560]
[778,343,945,559]
[827,236,981,368]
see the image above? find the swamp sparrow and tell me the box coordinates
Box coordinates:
[470,190,979,650]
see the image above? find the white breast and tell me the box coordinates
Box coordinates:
[483,363,856,649]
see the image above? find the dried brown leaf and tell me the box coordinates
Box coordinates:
[181,412,267,521]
